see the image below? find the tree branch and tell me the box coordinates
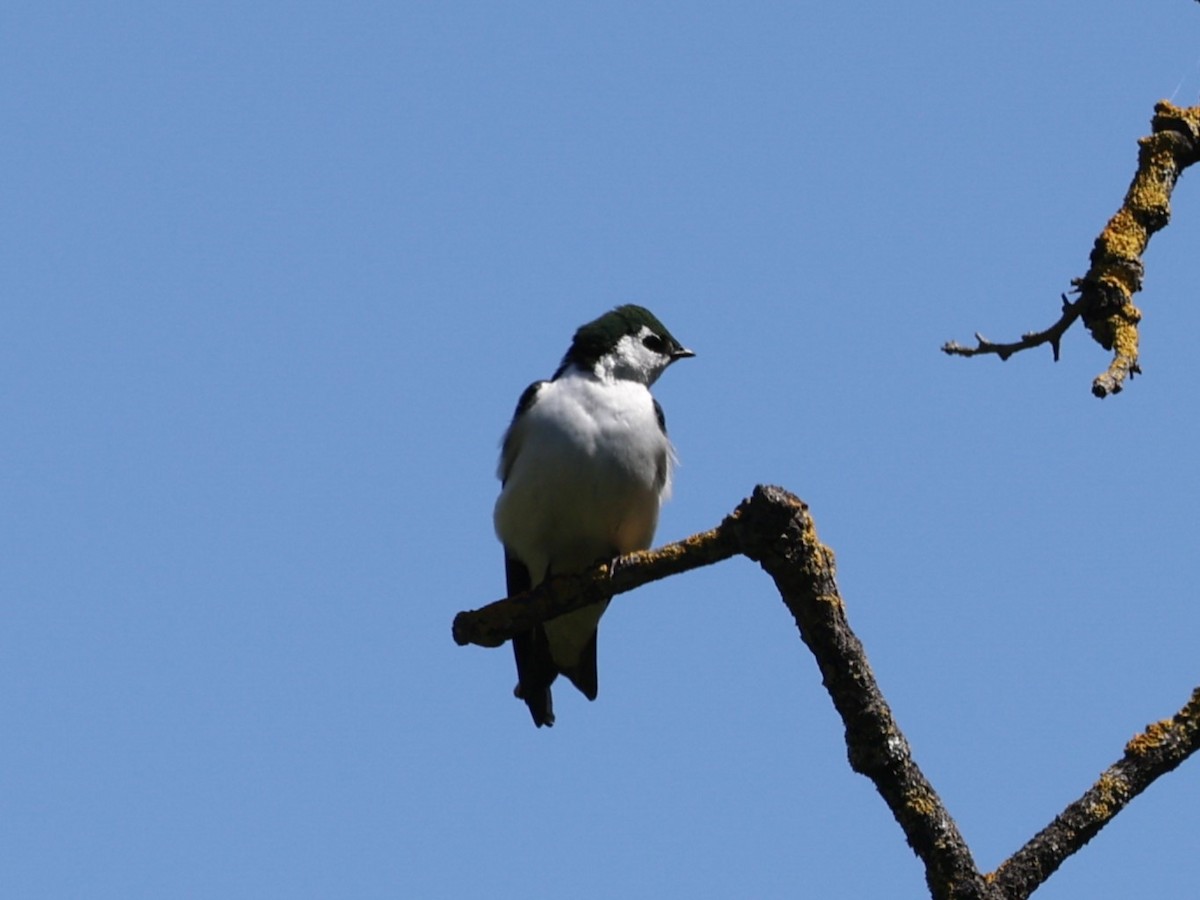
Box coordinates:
[452,487,1199,898]
[942,295,1082,362]
[454,487,997,899]
[452,520,742,648]
[989,686,1200,898]
[943,101,1200,397]
[727,487,1000,900]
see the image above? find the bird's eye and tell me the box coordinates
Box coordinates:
[642,333,667,354]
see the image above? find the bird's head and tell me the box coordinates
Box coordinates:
[556,305,694,385]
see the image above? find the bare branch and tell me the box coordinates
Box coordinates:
[453,488,1199,898]
[945,101,1200,396]
[452,520,741,648]
[990,686,1200,899]
[455,487,1000,899]
[728,487,1001,900]
[942,295,1082,362]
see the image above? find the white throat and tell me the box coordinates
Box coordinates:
[592,327,670,385]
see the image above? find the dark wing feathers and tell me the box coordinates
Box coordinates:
[558,630,599,701]
[498,381,546,486]
[511,380,544,421]
[506,552,557,728]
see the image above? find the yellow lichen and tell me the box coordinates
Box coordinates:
[1127,144,1175,212]
[1099,208,1148,262]
[1126,719,1173,755]
[908,790,937,817]
[1110,307,1142,356]
[1087,771,1130,821]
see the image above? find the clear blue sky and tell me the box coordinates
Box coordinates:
[4,3,1199,898]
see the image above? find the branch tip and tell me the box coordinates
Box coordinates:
[946,101,1200,395]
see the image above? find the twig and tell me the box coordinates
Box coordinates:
[451,521,741,648]
[943,101,1200,397]
[942,295,1082,362]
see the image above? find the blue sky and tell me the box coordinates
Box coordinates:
[4,3,1200,898]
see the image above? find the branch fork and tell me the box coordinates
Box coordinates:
[454,486,1200,899]
[943,101,1200,397]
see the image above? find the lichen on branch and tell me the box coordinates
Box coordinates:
[454,489,1200,899]
[943,101,1200,397]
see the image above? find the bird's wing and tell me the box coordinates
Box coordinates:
[652,397,673,494]
[497,380,546,485]
[557,628,599,701]
[506,551,557,728]
[653,397,668,435]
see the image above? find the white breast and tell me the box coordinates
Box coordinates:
[494,371,673,584]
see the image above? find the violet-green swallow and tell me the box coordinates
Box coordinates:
[494,305,694,728]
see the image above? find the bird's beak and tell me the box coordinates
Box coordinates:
[671,347,696,361]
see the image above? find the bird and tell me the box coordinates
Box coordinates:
[494,305,694,727]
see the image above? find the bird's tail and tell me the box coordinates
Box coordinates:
[513,625,557,727]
